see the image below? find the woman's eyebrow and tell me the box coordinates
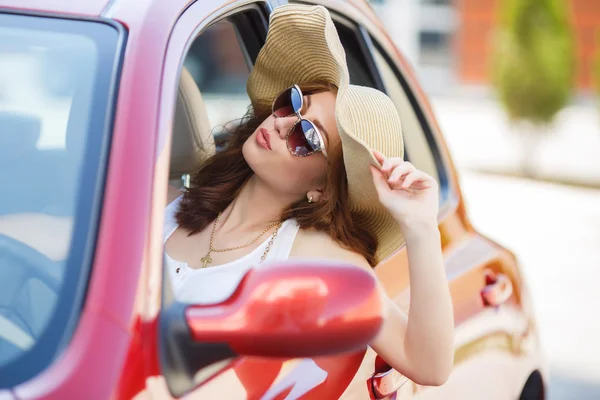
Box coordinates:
[306,95,330,144]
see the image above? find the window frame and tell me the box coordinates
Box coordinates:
[158,2,270,396]
[327,7,453,207]
[364,34,452,205]
[162,3,269,303]
[329,14,382,89]
[181,3,269,147]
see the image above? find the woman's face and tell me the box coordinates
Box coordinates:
[242,89,340,199]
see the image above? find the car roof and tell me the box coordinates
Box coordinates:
[0,0,372,18]
[0,0,111,17]
[0,0,378,34]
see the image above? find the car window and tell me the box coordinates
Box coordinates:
[0,14,121,386]
[160,8,266,394]
[183,17,254,134]
[332,20,377,88]
[369,42,440,184]
[330,15,448,203]
[369,38,451,204]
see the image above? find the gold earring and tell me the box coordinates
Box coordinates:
[308,196,313,203]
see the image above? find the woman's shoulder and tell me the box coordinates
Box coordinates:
[291,228,371,270]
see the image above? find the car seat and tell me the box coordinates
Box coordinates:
[169,67,216,188]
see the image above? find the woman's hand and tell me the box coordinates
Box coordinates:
[368,150,454,386]
[370,150,439,229]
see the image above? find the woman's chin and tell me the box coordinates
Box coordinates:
[242,140,262,164]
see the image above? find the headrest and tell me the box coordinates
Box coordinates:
[0,112,41,163]
[170,68,216,181]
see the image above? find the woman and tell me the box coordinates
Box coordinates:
[163,4,454,386]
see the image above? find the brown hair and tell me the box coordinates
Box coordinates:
[176,82,378,266]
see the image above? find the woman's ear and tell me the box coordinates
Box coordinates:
[306,188,323,203]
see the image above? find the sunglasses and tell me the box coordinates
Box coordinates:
[271,84,328,158]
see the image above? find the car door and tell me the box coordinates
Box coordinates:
[348,12,526,400]
[147,2,393,399]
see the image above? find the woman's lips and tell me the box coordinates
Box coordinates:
[257,128,271,150]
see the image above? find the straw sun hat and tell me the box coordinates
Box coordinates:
[246,4,405,263]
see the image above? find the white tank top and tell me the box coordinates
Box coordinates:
[163,195,300,304]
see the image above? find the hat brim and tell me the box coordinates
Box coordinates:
[247,4,405,263]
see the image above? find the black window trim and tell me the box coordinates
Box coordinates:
[181,2,269,77]
[230,5,269,65]
[328,13,384,90]
[327,11,413,161]
[360,29,452,206]
[321,9,452,205]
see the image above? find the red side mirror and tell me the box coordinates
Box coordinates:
[185,260,384,358]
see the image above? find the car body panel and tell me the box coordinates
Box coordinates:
[0,0,546,398]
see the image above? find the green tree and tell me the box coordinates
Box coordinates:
[490,0,575,177]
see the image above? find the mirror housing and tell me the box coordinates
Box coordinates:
[186,260,384,357]
[160,260,384,396]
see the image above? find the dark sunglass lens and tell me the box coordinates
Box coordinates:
[273,88,294,117]
[288,120,320,156]
[290,87,303,114]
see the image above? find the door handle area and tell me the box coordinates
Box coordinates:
[370,367,409,399]
[480,272,513,307]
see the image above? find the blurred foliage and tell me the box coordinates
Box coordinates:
[490,0,575,125]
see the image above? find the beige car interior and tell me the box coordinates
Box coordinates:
[169,67,216,189]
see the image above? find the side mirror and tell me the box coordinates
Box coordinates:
[160,260,384,396]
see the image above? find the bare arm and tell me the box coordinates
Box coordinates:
[293,228,453,386]
[370,220,453,386]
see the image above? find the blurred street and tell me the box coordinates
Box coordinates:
[431,94,600,399]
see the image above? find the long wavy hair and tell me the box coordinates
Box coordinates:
[176,82,378,266]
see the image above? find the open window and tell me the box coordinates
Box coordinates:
[324,9,451,205]
[182,9,266,149]
[168,7,267,189]
[331,18,379,88]
[367,37,451,205]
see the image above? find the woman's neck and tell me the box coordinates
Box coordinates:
[218,175,294,233]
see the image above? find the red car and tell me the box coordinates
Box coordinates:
[0,0,547,399]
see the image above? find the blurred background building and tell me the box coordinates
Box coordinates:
[457,0,600,90]
[374,0,600,93]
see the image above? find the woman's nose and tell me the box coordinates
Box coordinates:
[274,115,297,139]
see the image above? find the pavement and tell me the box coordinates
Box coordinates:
[432,95,600,399]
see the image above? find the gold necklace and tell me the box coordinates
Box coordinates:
[200,212,282,268]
